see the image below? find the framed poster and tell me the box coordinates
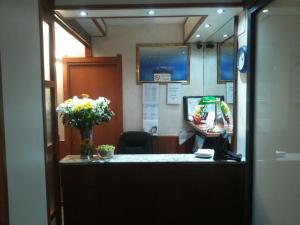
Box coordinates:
[136,44,190,84]
[217,40,234,84]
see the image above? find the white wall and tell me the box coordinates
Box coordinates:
[236,11,247,156]
[93,24,207,135]
[203,46,227,96]
[56,0,242,6]
[253,0,300,224]
[0,0,48,225]
[55,22,86,140]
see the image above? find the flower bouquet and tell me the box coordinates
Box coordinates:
[56,94,114,159]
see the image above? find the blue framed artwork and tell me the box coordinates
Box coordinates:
[217,40,234,84]
[136,44,190,84]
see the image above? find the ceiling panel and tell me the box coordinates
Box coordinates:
[57,7,243,42]
[104,17,186,25]
[76,18,103,36]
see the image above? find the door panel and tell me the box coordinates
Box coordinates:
[63,56,123,156]
[252,1,300,225]
[0,55,9,225]
[41,13,61,225]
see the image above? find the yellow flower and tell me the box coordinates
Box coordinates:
[83,101,92,109]
[220,101,230,114]
[72,104,83,111]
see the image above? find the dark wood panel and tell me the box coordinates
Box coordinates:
[0,55,9,225]
[153,135,194,154]
[59,141,67,160]
[39,6,62,225]
[61,162,245,225]
[153,136,179,154]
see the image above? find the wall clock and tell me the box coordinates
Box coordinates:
[237,45,247,73]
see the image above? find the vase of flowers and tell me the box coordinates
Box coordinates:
[56,94,114,159]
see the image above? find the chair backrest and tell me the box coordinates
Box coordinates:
[118,131,153,154]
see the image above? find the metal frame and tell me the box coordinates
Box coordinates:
[245,1,274,224]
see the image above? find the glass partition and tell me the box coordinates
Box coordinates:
[253,0,300,224]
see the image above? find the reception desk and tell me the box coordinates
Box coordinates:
[60,154,245,225]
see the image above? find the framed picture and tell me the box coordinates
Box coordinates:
[136,44,190,84]
[183,96,224,121]
[217,39,234,84]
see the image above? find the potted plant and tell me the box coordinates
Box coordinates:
[56,94,114,159]
[96,144,115,159]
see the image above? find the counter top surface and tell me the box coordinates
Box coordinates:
[60,154,244,165]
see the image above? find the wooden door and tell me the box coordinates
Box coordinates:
[0,55,9,225]
[63,56,123,156]
[40,10,61,225]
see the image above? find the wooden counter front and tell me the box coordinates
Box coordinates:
[60,154,245,225]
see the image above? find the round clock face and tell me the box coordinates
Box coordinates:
[238,53,245,70]
[237,46,247,73]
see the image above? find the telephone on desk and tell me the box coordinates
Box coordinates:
[213,130,242,161]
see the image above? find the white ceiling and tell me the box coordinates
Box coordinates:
[105,17,186,25]
[56,7,243,42]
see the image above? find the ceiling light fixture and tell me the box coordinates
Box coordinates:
[205,24,211,28]
[223,34,228,38]
[147,10,156,15]
[217,9,224,14]
[80,11,88,16]
[262,9,269,13]
[196,34,201,38]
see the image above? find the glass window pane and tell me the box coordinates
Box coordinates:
[254,1,300,224]
[45,88,53,146]
[43,21,51,81]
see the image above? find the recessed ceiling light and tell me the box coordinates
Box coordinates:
[262,9,269,13]
[196,34,201,38]
[80,11,88,16]
[223,34,228,38]
[217,9,224,14]
[147,10,156,15]
[205,24,211,28]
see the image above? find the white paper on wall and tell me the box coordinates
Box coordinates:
[143,83,159,104]
[167,83,182,105]
[143,83,159,135]
[143,119,159,136]
[143,104,158,120]
[226,82,234,104]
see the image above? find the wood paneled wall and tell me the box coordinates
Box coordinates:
[153,135,194,154]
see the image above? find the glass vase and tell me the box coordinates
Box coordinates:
[79,128,93,159]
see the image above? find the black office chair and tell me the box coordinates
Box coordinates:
[117,131,153,154]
